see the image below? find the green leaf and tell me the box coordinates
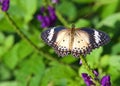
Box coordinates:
[0,64,11,80]
[19,0,37,23]
[2,44,18,70]
[112,43,120,55]
[108,66,120,81]
[86,47,103,67]
[0,32,5,44]
[109,55,120,70]
[41,62,76,86]
[60,55,77,64]
[0,81,18,86]
[9,0,37,26]
[0,32,5,58]
[0,15,14,32]
[75,19,91,28]
[2,41,33,69]
[96,0,118,6]
[57,1,77,21]
[15,53,45,86]
[0,35,14,59]
[100,55,110,67]
[4,35,14,50]
[97,13,120,28]
[100,0,118,19]
[16,41,33,60]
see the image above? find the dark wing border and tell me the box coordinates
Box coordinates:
[80,28,110,49]
[41,26,66,46]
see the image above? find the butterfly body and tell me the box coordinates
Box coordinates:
[41,26,110,57]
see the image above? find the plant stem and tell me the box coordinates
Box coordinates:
[4,12,56,61]
[56,11,69,27]
[80,56,100,86]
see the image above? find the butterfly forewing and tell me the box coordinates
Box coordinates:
[41,26,71,57]
[80,28,110,49]
[41,26,66,46]
[53,29,71,57]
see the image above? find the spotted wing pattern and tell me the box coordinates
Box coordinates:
[71,28,110,57]
[53,29,71,57]
[71,29,92,57]
[80,28,110,49]
[41,26,71,57]
[41,26,110,57]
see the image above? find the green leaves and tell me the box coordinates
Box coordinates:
[86,47,103,67]
[40,62,77,86]
[97,13,120,28]
[2,40,33,69]
[112,43,120,55]
[15,53,45,86]
[0,0,120,86]
[57,1,77,21]
[0,33,14,59]
[75,19,91,28]
[8,0,37,28]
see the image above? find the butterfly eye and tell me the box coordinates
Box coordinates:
[63,40,65,42]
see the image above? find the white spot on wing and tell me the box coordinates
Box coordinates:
[47,27,55,41]
[94,30,101,43]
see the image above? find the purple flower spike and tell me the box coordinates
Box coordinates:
[101,76,111,86]
[93,70,99,77]
[48,6,57,22]
[44,16,51,26]
[82,73,95,86]
[0,0,10,11]
[37,15,45,22]
[81,71,111,86]
[37,6,57,28]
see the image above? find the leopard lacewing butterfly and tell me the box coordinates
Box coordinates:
[41,26,110,57]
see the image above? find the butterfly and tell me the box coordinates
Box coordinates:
[41,26,110,57]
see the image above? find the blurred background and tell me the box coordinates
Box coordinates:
[0,0,120,86]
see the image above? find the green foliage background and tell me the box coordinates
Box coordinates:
[0,0,120,86]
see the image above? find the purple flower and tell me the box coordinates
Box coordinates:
[79,60,82,65]
[37,6,57,28]
[81,72,111,86]
[93,69,99,77]
[51,0,59,4]
[82,73,95,86]
[101,76,111,86]
[48,6,57,21]
[0,0,10,11]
